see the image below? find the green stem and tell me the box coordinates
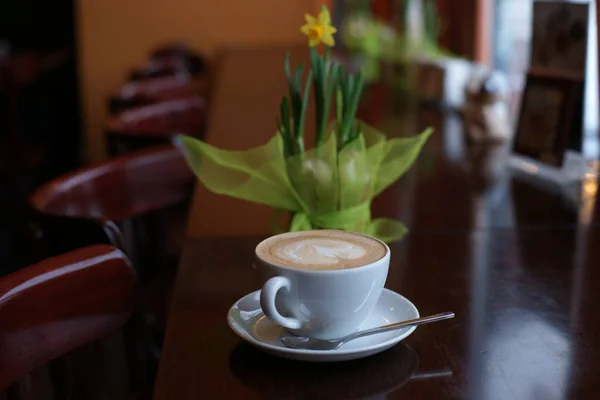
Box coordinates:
[339,73,354,145]
[335,86,343,144]
[311,48,326,147]
[292,63,305,143]
[321,63,339,146]
[279,96,292,155]
[297,71,312,150]
[344,70,364,144]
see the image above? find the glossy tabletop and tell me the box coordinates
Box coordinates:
[154,46,600,399]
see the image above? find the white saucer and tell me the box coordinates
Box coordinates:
[227,288,419,362]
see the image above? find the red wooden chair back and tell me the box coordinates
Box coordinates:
[105,97,205,155]
[30,145,194,222]
[107,97,205,138]
[127,42,206,82]
[129,56,204,82]
[148,42,206,76]
[108,75,195,115]
[0,245,136,391]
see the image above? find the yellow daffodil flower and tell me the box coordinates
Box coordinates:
[301,9,337,47]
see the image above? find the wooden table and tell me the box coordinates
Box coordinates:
[154,46,600,399]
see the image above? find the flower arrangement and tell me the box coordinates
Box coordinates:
[177,5,431,243]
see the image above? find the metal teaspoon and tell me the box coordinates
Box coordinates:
[281,312,455,351]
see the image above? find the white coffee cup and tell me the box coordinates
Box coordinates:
[255,230,390,340]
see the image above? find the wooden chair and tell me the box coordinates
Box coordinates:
[128,42,206,82]
[30,144,193,253]
[1,165,124,277]
[148,42,211,98]
[108,75,196,115]
[0,245,136,397]
[105,97,206,156]
[30,145,194,334]
[148,42,207,77]
[128,59,190,82]
[2,189,157,397]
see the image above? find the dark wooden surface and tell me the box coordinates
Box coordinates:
[155,46,600,399]
[0,245,135,392]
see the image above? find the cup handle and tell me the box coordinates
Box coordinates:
[260,276,302,329]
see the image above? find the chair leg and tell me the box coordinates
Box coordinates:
[123,300,158,393]
[48,358,71,399]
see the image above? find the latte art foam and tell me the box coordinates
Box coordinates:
[257,230,387,270]
[276,238,367,265]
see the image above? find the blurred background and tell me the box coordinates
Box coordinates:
[1,1,598,192]
[0,0,595,180]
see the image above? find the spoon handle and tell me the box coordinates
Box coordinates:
[346,312,455,342]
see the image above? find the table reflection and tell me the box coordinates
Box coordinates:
[229,342,418,399]
[484,311,571,400]
[465,205,589,400]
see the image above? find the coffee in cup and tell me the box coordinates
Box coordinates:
[256,230,387,271]
[256,230,390,340]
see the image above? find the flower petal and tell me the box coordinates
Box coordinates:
[323,26,337,35]
[300,24,311,35]
[305,13,316,24]
[318,10,331,25]
[321,33,335,47]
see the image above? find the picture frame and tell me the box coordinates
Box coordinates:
[530,1,589,76]
[513,73,583,167]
